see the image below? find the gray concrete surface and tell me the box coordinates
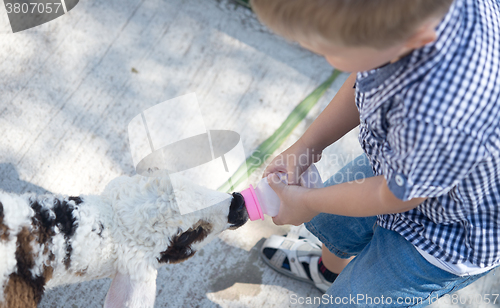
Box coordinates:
[0,0,498,307]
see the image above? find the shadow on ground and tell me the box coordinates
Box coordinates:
[0,163,51,194]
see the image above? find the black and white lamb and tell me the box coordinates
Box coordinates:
[0,173,248,308]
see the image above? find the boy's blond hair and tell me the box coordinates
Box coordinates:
[250,0,454,49]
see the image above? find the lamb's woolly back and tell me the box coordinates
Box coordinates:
[0,191,116,307]
[0,172,243,308]
[44,194,115,289]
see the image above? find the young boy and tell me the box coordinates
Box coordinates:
[251,0,500,306]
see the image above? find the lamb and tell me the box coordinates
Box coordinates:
[0,173,248,308]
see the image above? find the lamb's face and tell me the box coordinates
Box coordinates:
[102,173,248,266]
[156,191,247,264]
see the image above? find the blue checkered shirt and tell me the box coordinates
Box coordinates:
[356,0,500,268]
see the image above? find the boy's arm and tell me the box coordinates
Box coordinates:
[300,73,360,152]
[269,174,426,225]
[263,72,359,184]
[297,73,425,218]
[304,176,426,217]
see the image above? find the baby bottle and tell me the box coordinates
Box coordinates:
[240,164,323,221]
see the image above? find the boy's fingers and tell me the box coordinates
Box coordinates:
[272,215,284,226]
[287,171,295,185]
[287,166,301,185]
[272,206,287,226]
[293,167,301,185]
[263,168,279,178]
[267,174,285,193]
[263,167,274,178]
[268,174,285,226]
[263,162,287,178]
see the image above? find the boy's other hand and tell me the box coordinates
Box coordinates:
[263,138,322,185]
[267,173,319,225]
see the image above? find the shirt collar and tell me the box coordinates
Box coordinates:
[356,0,465,93]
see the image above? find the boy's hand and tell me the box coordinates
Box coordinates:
[267,173,319,225]
[263,138,322,185]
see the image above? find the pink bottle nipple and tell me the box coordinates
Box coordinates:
[240,185,264,221]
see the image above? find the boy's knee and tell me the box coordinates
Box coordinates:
[306,214,376,257]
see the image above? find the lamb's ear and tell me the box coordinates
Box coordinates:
[158,222,210,264]
[104,272,157,308]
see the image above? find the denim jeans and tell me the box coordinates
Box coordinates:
[305,154,493,307]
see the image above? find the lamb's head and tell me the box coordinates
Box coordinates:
[102,173,248,267]
[155,188,247,265]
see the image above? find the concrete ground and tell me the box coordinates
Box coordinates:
[0,0,498,307]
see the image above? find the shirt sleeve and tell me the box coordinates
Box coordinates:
[380,119,488,201]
